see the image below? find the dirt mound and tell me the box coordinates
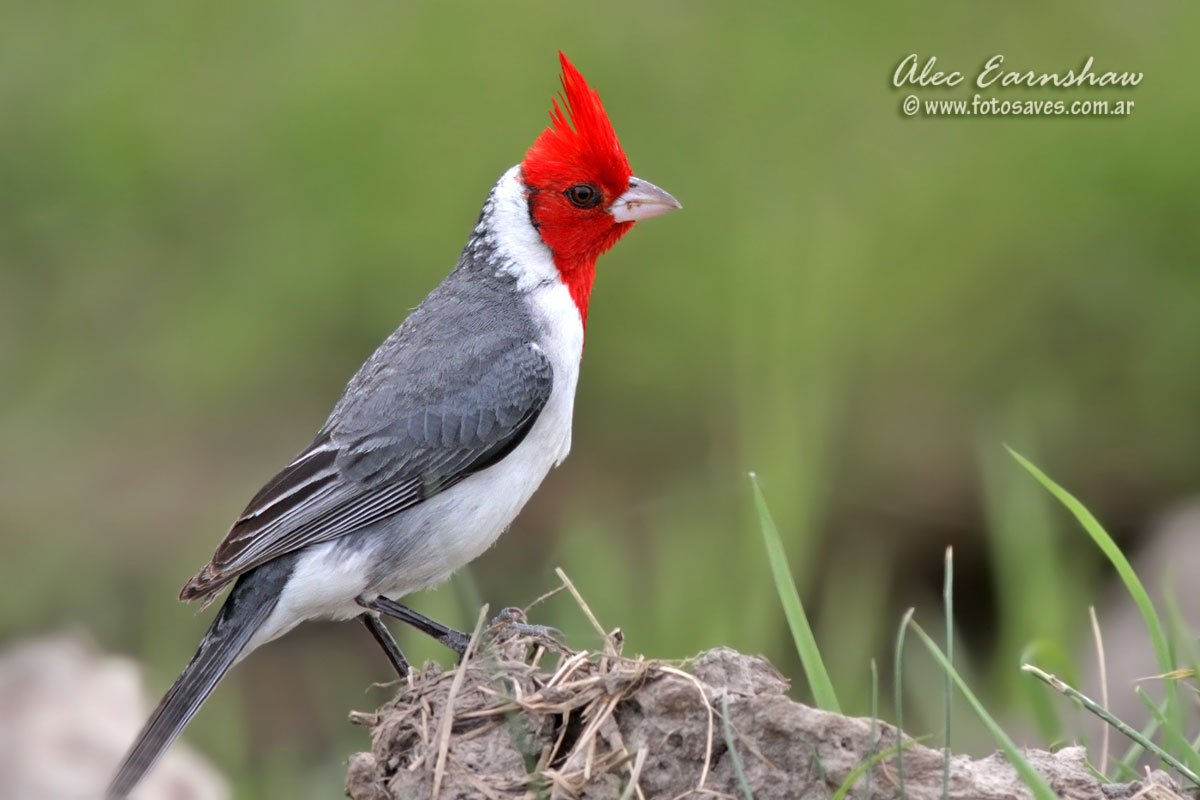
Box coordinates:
[344,627,1186,799]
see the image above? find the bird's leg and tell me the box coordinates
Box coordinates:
[355,598,563,661]
[356,596,472,656]
[358,613,410,678]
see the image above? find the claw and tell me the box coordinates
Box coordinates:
[487,607,563,640]
[490,606,526,624]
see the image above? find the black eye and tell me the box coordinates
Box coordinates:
[564,183,602,208]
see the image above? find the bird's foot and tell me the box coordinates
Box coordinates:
[486,606,564,642]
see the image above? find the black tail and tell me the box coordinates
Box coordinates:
[107,556,295,798]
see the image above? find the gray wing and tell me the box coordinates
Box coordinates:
[180,341,553,602]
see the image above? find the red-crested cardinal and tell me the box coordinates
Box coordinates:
[107,52,679,797]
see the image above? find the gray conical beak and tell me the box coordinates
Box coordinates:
[609,178,682,223]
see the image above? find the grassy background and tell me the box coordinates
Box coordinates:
[2,1,1198,795]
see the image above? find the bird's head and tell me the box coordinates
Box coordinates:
[521,52,680,324]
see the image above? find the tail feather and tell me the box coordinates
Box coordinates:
[107,555,295,798]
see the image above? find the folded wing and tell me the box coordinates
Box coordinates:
[180,342,553,603]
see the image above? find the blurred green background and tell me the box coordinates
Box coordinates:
[3,1,1199,796]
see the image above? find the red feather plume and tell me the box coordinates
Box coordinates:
[522,52,632,198]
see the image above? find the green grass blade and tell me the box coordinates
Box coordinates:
[1163,587,1200,689]
[1017,639,1069,744]
[863,659,879,800]
[1006,447,1181,748]
[832,739,917,800]
[979,440,1075,743]
[1024,664,1199,786]
[942,547,953,800]
[721,695,755,800]
[910,622,1058,800]
[750,473,840,712]
[894,608,914,798]
[1134,687,1200,783]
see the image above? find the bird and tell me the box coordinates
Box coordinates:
[106,52,680,797]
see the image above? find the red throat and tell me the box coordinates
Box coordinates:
[552,252,600,327]
[521,52,635,329]
[532,211,633,328]
[554,257,592,323]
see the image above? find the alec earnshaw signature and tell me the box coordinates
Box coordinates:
[894,54,1143,90]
